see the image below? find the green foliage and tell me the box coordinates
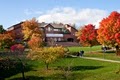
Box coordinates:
[0,25,6,34]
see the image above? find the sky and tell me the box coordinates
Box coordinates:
[0,0,120,29]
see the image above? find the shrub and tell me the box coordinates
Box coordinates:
[10,44,25,52]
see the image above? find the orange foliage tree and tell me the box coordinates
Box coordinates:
[97,11,120,47]
[0,31,15,49]
[22,18,43,40]
[21,18,43,48]
[76,24,98,47]
[28,36,43,49]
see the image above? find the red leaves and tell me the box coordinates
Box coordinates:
[97,11,120,46]
[80,24,96,41]
[115,33,120,39]
[115,33,120,44]
[76,24,98,46]
[10,44,24,52]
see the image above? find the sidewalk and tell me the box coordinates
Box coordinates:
[82,57,120,63]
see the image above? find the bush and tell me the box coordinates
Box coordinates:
[0,58,21,78]
[10,44,25,52]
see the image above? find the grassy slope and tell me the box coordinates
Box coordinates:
[5,46,120,80]
[7,57,120,80]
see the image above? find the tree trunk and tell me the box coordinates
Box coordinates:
[45,62,49,70]
[115,45,120,56]
[18,58,25,80]
[116,48,120,56]
[21,62,25,80]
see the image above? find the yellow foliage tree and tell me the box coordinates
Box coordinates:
[27,46,66,70]
[21,18,43,41]
[21,18,43,49]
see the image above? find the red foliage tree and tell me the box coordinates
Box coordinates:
[97,11,120,47]
[97,11,120,55]
[76,24,98,47]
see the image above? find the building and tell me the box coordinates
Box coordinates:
[39,22,78,42]
[7,22,78,44]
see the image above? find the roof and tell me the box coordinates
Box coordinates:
[38,22,48,27]
[50,23,64,28]
[7,22,23,31]
[7,22,78,31]
[39,22,65,29]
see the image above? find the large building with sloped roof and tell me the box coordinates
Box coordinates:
[7,22,78,45]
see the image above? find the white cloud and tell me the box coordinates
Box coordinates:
[37,7,108,28]
[24,9,43,16]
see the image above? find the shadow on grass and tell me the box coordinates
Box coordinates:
[99,50,116,53]
[65,55,77,58]
[57,65,103,71]
[105,50,116,53]
[9,76,45,80]
[71,66,103,71]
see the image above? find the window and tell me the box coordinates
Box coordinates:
[48,27,52,31]
[54,29,59,31]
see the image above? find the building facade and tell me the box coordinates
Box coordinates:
[7,22,78,43]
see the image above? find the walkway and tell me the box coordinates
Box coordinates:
[82,57,120,63]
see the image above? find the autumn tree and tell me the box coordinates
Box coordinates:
[21,18,43,48]
[27,46,66,70]
[76,24,98,47]
[21,18,43,40]
[0,31,15,49]
[97,11,120,51]
[28,36,43,49]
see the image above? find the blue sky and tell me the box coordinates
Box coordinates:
[1,0,120,29]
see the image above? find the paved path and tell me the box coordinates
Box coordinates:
[82,57,120,63]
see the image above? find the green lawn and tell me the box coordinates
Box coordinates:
[67,45,101,52]
[2,46,120,80]
[68,46,120,61]
[6,57,120,80]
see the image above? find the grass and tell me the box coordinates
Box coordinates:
[84,51,120,61]
[2,45,120,80]
[68,45,120,61]
[6,57,120,80]
[67,45,101,52]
